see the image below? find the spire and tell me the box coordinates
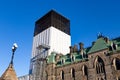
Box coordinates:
[0,43,18,80]
[0,64,18,80]
[97,32,103,39]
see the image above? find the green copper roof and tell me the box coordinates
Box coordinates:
[47,36,120,66]
[56,52,88,67]
[47,52,56,63]
[88,38,108,54]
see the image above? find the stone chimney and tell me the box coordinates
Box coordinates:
[79,42,84,55]
[73,44,78,53]
[79,42,84,50]
[69,46,73,54]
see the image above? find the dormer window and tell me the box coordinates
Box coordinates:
[61,59,65,64]
[113,42,117,50]
[110,42,117,51]
[71,55,75,62]
[80,49,87,58]
[110,42,113,51]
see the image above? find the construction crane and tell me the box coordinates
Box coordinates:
[29,44,50,80]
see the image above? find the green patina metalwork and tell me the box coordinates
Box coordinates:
[47,37,120,66]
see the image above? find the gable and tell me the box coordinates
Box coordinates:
[88,38,108,54]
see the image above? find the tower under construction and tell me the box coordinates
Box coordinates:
[29,10,71,80]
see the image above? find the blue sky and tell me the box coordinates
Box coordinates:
[0,0,120,77]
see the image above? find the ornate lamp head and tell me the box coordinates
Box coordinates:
[12,43,18,53]
[10,43,18,65]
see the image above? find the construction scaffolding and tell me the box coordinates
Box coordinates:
[29,44,50,80]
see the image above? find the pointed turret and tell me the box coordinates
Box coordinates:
[0,64,18,80]
[0,43,18,80]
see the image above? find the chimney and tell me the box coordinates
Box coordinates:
[69,46,73,54]
[79,42,84,57]
[79,42,84,50]
[73,44,78,53]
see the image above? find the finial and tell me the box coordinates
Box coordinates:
[97,32,103,39]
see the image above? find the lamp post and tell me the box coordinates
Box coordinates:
[10,43,18,65]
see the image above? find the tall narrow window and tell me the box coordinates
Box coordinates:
[116,58,120,70]
[82,65,88,76]
[118,77,120,80]
[61,71,64,80]
[95,56,105,74]
[113,43,117,50]
[71,68,75,79]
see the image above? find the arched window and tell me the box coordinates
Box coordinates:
[113,58,120,70]
[61,70,64,80]
[101,78,104,80]
[71,68,75,79]
[82,65,88,76]
[117,77,120,80]
[95,56,105,74]
[116,58,120,70]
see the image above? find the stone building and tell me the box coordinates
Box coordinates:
[18,10,120,80]
[46,35,120,80]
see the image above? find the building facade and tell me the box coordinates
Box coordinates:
[46,36,120,80]
[18,10,120,80]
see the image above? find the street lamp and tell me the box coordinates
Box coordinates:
[10,43,18,65]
